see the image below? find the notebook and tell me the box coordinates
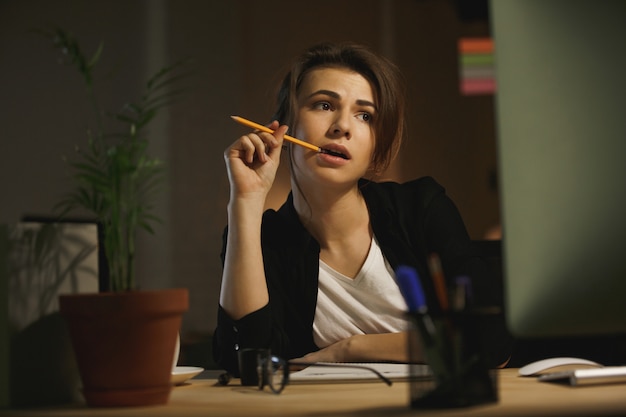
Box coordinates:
[289,362,431,384]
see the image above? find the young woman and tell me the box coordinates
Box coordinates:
[213,42,508,375]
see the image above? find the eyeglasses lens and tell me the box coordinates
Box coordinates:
[257,355,288,394]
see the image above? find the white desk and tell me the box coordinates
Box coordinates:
[2,369,626,417]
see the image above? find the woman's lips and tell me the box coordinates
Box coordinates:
[320,148,348,159]
[320,144,350,160]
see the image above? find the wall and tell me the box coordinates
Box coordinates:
[0,0,497,338]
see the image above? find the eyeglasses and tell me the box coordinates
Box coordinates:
[257,358,393,394]
[258,354,289,393]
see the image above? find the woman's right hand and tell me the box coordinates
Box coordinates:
[220,120,287,319]
[224,120,287,201]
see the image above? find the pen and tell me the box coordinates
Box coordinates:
[396,265,450,380]
[453,275,472,311]
[395,265,436,338]
[230,115,346,158]
[396,265,427,313]
[428,253,449,311]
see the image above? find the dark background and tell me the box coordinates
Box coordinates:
[0,0,498,343]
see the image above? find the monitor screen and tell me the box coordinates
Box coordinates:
[491,0,626,339]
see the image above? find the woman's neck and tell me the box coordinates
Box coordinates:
[292,182,370,247]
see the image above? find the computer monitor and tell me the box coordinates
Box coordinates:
[491,0,626,339]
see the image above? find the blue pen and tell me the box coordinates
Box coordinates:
[396,265,427,313]
[395,265,436,339]
[396,265,451,381]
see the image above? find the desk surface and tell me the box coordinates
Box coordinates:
[3,369,626,417]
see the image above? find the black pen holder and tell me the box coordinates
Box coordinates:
[407,310,498,408]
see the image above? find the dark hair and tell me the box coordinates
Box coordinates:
[272,42,406,174]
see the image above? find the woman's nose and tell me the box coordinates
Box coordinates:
[328,113,351,139]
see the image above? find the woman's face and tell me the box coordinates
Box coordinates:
[291,67,376,190]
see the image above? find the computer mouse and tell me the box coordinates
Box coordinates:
[519,357,603,376]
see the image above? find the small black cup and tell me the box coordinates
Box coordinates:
[237,348,271,386]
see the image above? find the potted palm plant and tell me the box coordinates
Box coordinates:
[41,28,190,407]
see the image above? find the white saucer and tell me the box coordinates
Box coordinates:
[171,366,204,385]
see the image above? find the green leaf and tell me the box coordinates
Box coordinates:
[42,27,192,291]
[87,41,104,69]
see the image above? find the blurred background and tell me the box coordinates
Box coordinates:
[0,0,498,365]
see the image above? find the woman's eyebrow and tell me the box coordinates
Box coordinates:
[305,89,377,111]
[356,99,377,111]
[305,89,340,100]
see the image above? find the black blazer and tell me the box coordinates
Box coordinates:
[213,177,512,374]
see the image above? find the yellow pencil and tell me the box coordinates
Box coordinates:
[230,115,346,158]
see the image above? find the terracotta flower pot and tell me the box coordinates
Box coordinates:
[58,288,189,407]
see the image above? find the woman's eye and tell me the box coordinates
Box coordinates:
[313,102,332,111]
[357,113,373,123]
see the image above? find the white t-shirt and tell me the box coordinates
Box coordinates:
[312,236,410,348]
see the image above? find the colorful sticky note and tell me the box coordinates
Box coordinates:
[458,37,496,95]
